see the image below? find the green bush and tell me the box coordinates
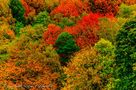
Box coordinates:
[9,0,25,23]
[95,38,115,56]
[57,17,75,28]
[20,25,46,41]
[95,38,115,89]
[33,11,51,26]
[115,17,136,89]
[55,32,79,63]
[14,21,24,36]
[118,4,136,18]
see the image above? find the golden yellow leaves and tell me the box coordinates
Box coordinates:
[62,47,101,90]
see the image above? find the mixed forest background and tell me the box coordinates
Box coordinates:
[0,0,136,89]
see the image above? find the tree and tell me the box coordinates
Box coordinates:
[20,0,31,17]
[95,38,115,56]
[57,17,75,28]
[89,0,122,15]
[118,4,136,18]
[45,0,60,11]
[95,39,115,90]
[0,23,15,46]
[64,12,100,48]
[115,17,136,89]
[0,0,10,17]
[43,24,62,45]
[63,39,115,90]
[62,47,100,90]
[55,32,79,63]
[32,10,51,26]
[14,21,24,36]
[51,0,90,17]
[98,17,120,44]
[122,0,136,5]
[9,0,25,23]
[0,27,62,89]
[0,53,60,89]
[24,0,46,14]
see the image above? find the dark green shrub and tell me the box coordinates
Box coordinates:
[55,32,79,63]
[14,21,24,36]
[115,17,136,89]
[9,0,25,23]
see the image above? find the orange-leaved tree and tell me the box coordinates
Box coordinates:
[0,59,60,90]
[0,39,61,90]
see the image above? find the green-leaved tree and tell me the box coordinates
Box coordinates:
[55,32,79,63]
[9,0,25,23]
[115,17,136,89]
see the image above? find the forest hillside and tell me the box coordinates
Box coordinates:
[0,0,136,89]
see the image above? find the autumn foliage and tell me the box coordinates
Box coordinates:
[63,39,115,90]
[44,12,100,48]
[90,0,122,15]
[20,0,31,17]
[0,60,59,90]
[65,12,100,48]
[24,0,46,14]
[0,0,136,89]
[123,0,136,5]
[51,0,90,17]
[43,24,62,45]
[9,0,25,23]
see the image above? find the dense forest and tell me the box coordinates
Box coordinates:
[0,0,136,89]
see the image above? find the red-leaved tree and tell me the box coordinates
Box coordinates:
[20,0,31,17]
[64,12,100,48]
[43,24,62,45]
[43,13,101,48]
[51,0,90,17]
